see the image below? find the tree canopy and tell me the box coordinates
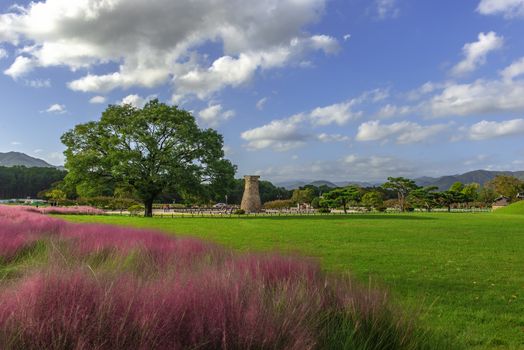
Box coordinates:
[382,177,419,212]
[61,100,236,216]
[320,186,361,214]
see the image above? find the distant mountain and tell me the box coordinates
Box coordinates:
[308,180,338,188]
[415,170,524,190]
[0,152,55,168]
[276,179,376,190]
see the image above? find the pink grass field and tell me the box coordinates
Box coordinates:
[0,205,427,350]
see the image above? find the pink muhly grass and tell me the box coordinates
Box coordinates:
[60,223,223,269]
[39,206,105,215]
[0,269,320,349]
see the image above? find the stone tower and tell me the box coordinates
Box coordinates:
[241,175,262,213]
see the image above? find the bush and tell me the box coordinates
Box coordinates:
[263,199,294,210]
[78,197,139,210]
[128,204,144,216]
[233,209,245,215]
[318,207,331,213]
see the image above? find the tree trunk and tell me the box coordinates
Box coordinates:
[343,202,347,214]
[144,199,154,217]
[447,205,451,213]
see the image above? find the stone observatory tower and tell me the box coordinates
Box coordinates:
[241,175,262,213]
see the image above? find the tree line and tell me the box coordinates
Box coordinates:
[265,175,524,213]
[0,166,66,199]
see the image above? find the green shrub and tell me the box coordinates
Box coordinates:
[128,205,144,216]
[318,208,331,213]
[233,209,245,215]
[263,199,294,210]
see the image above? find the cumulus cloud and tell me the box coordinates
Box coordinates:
[343,34,352,41]
[468,118,524,140]
[375,104,413,118]
[0,47,7,59]
[477,0,524,18]
[119,94,156,108]
[198,104,235,127]
[89,96,107,104]
[44,104,66,114]
[256,154,417,182]
[310,101,362,126]
[241,89,388,151]
[0,0,337,99]
[450,32,503,76]
[317,133,350,142]
[356,120,448,144]
[241,114,308,151]
[4,56,37,79]
[429,78,524,117]
[501,57,524,81]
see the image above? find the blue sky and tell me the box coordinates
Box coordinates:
[1,0,524,182]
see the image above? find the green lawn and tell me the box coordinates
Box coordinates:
[63,211,524,349]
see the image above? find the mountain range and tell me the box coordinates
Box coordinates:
[275,170,524,190]
[0,152,56,168]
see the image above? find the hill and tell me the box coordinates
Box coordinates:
[494,200,524,215]
[0,152,55,168]
[415,170,524,190]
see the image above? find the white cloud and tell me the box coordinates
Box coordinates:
[317,133,350,142]
[477,0,524,18]
[375,104,413,118]
[256,97,268,110]
[501,57,524,81]
[10,141,21,146]
[89,96,107,104]
[343,34,351,41]
[375,0,400,19]
[119,94,156,108]
[310,101,362,126]
[4,56,37,79]
[44,104,66,114]
[468,118,524,140]
[0,0,336,99]
[257,155,416,182]
[356,120,448,144]
[198,104,235,127]
[450,32,503,76]
[241,114,308,151]
[0,47,7,59]
[241,88,389,151]
[429,78,524,117]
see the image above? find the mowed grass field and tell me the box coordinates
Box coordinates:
[63,207,524,349]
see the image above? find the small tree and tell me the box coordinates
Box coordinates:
[361,191,384,211]
[291,188,314,205]
[382,177,418,212]
[409,186,438,212]
[320,186,361,214]
[62,100,236,217]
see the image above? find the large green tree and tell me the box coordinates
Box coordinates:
[61,100,236,216]
[382,177,418,212]
[485,175,524,201]
[320,186,361,214]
